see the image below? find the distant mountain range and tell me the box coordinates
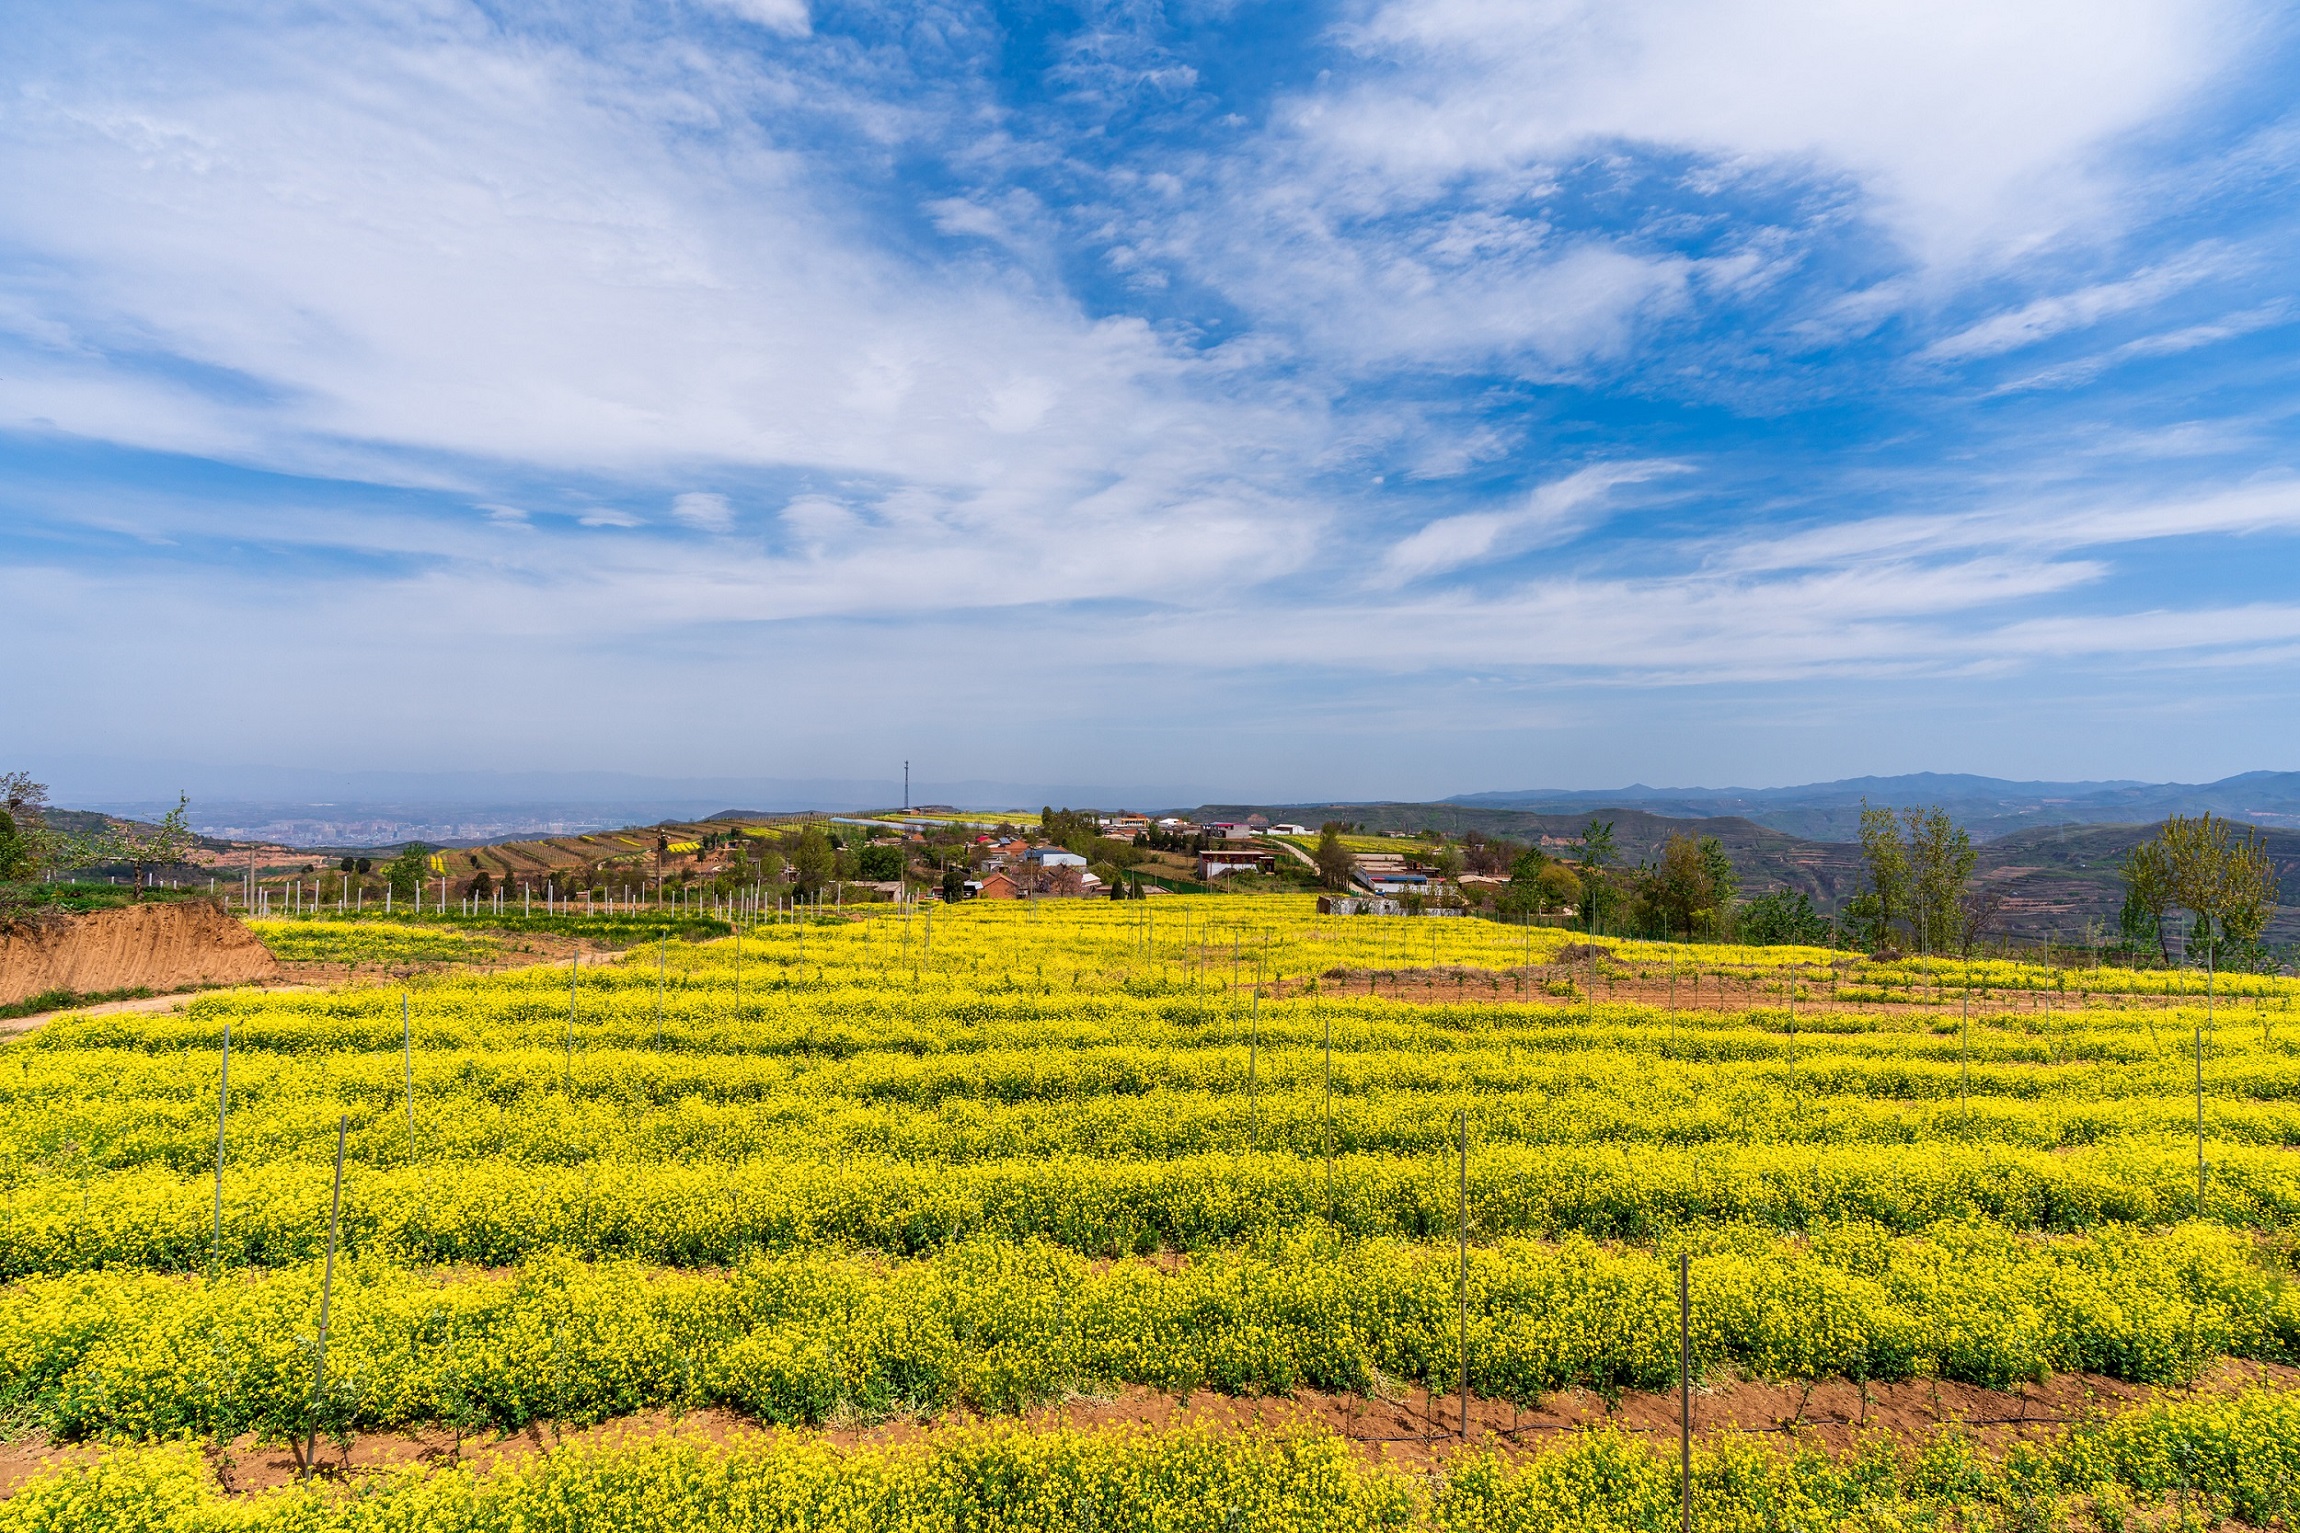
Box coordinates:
[1443,772,2300,842]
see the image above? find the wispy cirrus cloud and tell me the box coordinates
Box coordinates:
[1923,248,2236,361]
[1991,302,2293,392]
[1378,462,1686,585]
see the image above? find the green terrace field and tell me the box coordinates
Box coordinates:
[2,897,2298,1528]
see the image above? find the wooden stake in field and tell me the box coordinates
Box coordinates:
[304,1114,349,1478]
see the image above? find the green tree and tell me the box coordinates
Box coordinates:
[1854,801,1910,949]
[1697,836,1738,935]
[0,775,40,875]
[2120,839,2175,963]
[0,772,76,887]
[2158,811,2280,967]
[1039,807,1098,852]
[1496,846,1547,916]
[792,825,836,896]
[384,843,430,902]
[1643,833,1714,940]
[2220,835,2279,954]
[0,811,27,884]
[1905,807,1976,956]
[1313,823,1355,891]
[1740,890,1833,946]
[102,794,204,897]
[1574,819,1617,933]
[856,844,906,881]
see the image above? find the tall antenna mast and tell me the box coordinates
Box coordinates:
[904,760,910,812]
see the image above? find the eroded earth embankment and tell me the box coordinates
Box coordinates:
[0,899,279,1006]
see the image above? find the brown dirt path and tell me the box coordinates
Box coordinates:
[1280,962,2193,1022]
[7,1361,2288,1499]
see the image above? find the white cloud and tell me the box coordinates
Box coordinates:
[1719,478,2300,577]
[1168,187,1694,375]
[694,0,809,36]
[1990,302,2291,392]
[0,7,1324,614]
[779,494,859,550]
[671,491,735,532]
[1924,250,2229,361]
[1379,462,1684,584]
[1314,0,2244,270]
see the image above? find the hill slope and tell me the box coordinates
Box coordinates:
[1189,800,2300,947]
[1444,771,2300,841]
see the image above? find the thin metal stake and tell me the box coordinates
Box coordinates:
[656,938,666,1048]
[402,992,416,1161]
[1322,1003,1335,1225]
[1961,978,1971,1118]
[1248,954,1262,1149]
[1455,1106,1469,1438]
[1679,1252,1692,1533]
[2203,939,2215,1217]
[2196,1024,2206,1218]
[306,1114,348,1477]
[210,1021,231,1273]
[565,954,578,1090]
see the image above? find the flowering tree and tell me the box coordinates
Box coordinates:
[102,793,203,897]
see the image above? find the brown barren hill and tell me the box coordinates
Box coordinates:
[0,899,281,1007]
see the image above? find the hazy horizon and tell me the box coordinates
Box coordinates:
[37,762,2300,849]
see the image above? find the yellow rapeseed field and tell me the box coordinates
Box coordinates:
[3,895,2296,1527]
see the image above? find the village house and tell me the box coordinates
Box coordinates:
[1198,848,1275,880]
[1350,853,1441,897]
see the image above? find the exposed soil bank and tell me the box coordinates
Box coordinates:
[0,900,280,1007]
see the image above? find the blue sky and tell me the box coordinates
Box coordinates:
[6,0,2300,805]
